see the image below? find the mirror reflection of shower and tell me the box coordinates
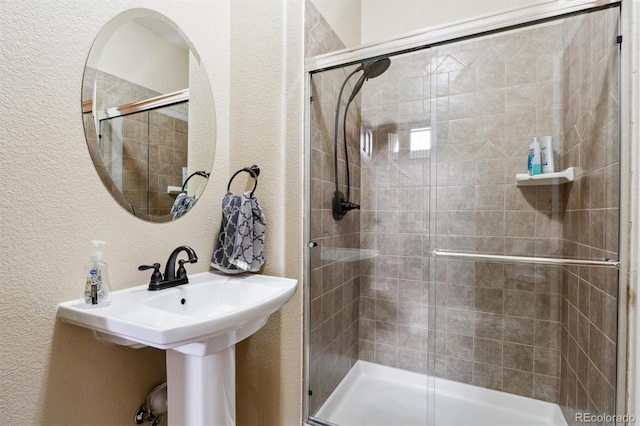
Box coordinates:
[96,90,189,217]
[332,58,391,220]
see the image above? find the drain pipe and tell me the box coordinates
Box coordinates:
[134,383,167,425]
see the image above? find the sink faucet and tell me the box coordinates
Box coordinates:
[165,245,198,283]
[139,245,198,291]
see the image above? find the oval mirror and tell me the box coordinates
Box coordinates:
[81,9,216,222]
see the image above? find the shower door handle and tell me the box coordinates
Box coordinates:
[432,249,621,269]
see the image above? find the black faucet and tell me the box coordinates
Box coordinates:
[139,245,198,291]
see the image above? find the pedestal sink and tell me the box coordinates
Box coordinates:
[57,271,298,425]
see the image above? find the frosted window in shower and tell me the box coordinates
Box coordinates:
[388,132,399,160]
[410,127,431,159]
[361,129,373,165]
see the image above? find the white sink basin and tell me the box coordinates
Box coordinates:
[58,271,298,352]
[58,272,298,426]
[58,271,297,425]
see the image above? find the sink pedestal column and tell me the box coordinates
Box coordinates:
[167,346,236,426]
[164,317,268,425]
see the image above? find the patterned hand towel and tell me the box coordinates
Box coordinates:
[171,193,197,219]
[211,191,266,273]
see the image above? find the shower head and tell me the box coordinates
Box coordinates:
[348,58,391,102]
[361,58,392,78]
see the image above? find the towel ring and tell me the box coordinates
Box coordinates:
[227,165,260,196]
[181,170,210,192]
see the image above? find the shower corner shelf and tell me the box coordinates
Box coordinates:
[167,186,182,195]
[515,167,575,187]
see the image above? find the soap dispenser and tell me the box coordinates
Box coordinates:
[82,240,111,308]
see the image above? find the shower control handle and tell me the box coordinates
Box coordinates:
[333,190,360,220]
[340,201,360,211]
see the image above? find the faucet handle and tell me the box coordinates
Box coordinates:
[138,263,163,284]
[176,260,187,279]
[176,258,197,279]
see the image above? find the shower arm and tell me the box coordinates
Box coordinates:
[333,68,361,195]
[342,96,353,202]
[332,58,391,199]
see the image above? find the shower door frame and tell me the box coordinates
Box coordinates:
[303,0,632,423]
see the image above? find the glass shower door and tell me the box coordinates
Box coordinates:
[429,6,621,425]
[307,63,371,422]
[307,47,437,426]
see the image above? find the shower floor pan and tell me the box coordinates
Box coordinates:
[315,360,567,426]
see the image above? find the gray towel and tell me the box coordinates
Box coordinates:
[171,193,197,219]
[211,191,266,274]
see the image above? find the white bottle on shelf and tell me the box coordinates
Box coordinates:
[540,136,555,174]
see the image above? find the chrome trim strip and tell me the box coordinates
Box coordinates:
[616,1,629,418]
[94,89,189,120]
[307,417,339,426]
[303,70,313,423]
[305,0,620,73]
[432,249,621,269]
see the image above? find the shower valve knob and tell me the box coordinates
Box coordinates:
[341,201,360,211]
[332,190,360,220]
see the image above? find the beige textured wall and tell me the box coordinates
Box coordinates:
[230,0,304,425]
[1,0,303,425]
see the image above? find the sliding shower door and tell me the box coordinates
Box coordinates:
[430,6,620,425]
[307,47,437,426]
[307,63,365,419]
[305,4,621,426]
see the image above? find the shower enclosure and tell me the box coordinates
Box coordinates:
[305,1,624,425]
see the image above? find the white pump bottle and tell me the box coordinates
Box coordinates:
[82,240,112,307]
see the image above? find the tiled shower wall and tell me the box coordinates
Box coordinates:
[146,108,189,216]
[358,21,570,401]
[306,0,362,415]
[357,50,433,371]
[558,8,619,424]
